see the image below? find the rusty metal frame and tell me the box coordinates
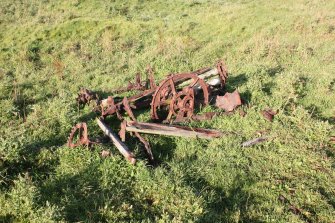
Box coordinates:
[68,60,239,163]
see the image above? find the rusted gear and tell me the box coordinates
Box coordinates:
[167,86,195,122]
[67,123,91,148]
[151,73,209,122]
[216,60,229,87]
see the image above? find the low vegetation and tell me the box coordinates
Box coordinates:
[0,0,334,222]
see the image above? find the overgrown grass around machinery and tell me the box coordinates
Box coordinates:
[0,0,334,222]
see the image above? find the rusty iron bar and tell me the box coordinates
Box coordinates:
[146,65,157,89]
[121,97,154,161]
[216,60,229,87]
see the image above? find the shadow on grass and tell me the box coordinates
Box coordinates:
[224,73,254,104]
[148,136,178,167]
[39,168,108,222]
[0,135,65,190]
[266,65,284,77]
[38,165,160,222]
[184,174,263,223]
[306,104,335,125]
[225,73,248,92]
[0,214,14,223]
[207,73,251,105]
[77,110,98,123]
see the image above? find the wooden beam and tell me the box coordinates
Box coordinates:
[96,118,136,164]
[125,121,223,139]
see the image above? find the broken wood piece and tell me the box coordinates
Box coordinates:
[215,90,242,112]
[125,121,223,139]
[242,136,268,147]
[96,118,136,164]
[101,150,111,158]
[261,108,277,122]
[330,136,335,143]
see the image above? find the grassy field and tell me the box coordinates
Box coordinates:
[0,0,335,222]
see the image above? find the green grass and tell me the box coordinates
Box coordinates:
[0,0,334,222]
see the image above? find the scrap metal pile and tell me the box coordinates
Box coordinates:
[67,60,244,164]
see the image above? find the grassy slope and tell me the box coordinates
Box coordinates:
[0,0,334,222]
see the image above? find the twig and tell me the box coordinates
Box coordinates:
[242,137,268,147]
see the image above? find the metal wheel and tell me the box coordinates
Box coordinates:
[151,73,209,122]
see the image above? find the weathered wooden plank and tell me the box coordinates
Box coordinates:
[125,121,223,139]
[96,118,136,164]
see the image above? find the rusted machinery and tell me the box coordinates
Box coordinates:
[68,60,243,164]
